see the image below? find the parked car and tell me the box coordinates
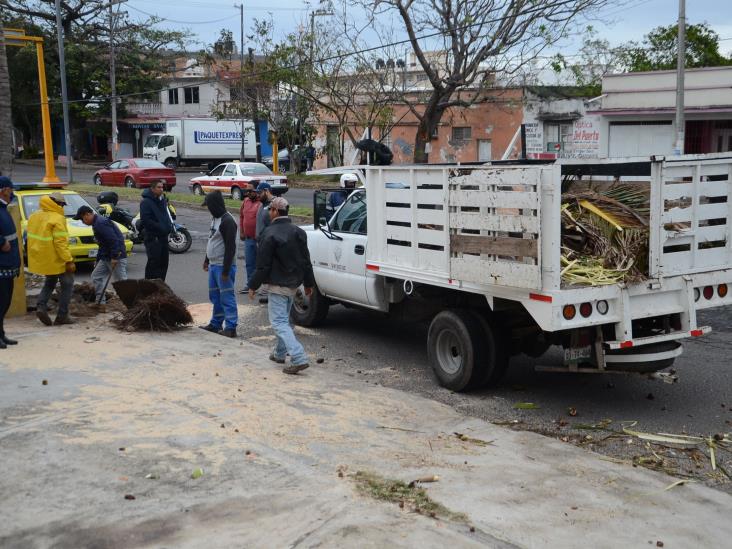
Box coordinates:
[15,183,133,263]
[93,158,176,191]
[262,147,308,173]
[188,161,288,200]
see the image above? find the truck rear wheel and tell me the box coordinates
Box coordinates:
[290,285,329,327]
[428,309,489,392]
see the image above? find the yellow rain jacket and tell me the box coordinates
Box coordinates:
[27,196,73,275]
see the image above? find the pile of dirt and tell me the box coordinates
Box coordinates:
[42,281,124,317]
[112,279,192,331]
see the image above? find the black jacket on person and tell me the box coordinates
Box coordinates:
[248,217,315,291]
[139,188,173,239]
[203,191,237,276]
[91,214,126,261]
[0,200,21,275]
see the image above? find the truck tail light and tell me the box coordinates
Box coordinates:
[703,286,714,300]
[562,305,576,320]
[694,288,701,302]
[579,302,592,318]
[596,300,609,315]
[718,284,728,298]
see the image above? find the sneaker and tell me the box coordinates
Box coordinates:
[283,363,309,375]
[36,310,53,326]
[269,353,285,364]
[54,315,76,326]
[199,324,220,333]
[219,328,237,338]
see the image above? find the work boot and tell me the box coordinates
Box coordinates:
[0,339,5,350]
[1,335,18,345]
[199,324,219,333]
[89,303,106,313]
[258,297,269,304]
[219,328,237,338]
[36,309,53,326]
[283,363,309,375]
[269,353,285,364]
[54,315,76,326]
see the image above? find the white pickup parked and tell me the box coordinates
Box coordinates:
[292,154,732,391]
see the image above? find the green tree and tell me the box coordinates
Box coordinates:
[0,23,13,176]
[620,23,731,72]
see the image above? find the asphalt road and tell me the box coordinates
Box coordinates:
[9,162,314,207]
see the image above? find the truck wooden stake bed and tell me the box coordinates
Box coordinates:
[292,154,732,391]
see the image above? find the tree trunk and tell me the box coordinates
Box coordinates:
[0,24,14,177]
[413,92,448,164]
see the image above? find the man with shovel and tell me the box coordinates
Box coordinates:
[73,205,128,307]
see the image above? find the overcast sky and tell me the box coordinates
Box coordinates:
[125,0,732,58]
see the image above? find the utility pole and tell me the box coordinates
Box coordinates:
[236,3,246,161]
[54,0,72,183]
[107,0,127,162]
[674,0,686,156]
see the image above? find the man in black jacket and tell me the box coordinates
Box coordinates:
[74,205,128,306]
[201,191,239,337]
[248,196,315,374]
[139,181,173,280]
[0,176,21,349]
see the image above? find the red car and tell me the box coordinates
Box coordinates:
[93,158,176,191]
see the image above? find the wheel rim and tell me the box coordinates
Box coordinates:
[193,185,202,196]
[435,329,463,375]
[292,287,311,315]
[232,188,241,200]
[94,176,101,185]
[125,179,133,188]
[168,231,186,251]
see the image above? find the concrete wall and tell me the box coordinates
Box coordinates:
[158,80,229,118]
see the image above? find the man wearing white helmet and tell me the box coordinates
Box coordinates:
[328,173,359,210]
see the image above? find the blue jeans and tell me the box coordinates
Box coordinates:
[244,238,257,288]
[208,264,238,330]
[268,292,309,366]
[91,258,128,304]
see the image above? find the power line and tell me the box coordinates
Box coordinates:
[126,4,235,24]
[22,0,661,107]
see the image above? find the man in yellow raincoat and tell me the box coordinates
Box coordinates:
[27,193,76,326]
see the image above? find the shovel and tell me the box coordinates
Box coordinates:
[97,260,118,305]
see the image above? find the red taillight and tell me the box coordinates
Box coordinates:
[562,305,576,320]
[703,286,714,300]
[690,329,704,337]
[619,341,633,348]
[579,302,592,318]
[718,284,728,298]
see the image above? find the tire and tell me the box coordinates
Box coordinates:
[192,184,203,196]
[472,312,510,386]
[94,174,103,186]
[427,309,488,392]
[124,177,136,189]
[231,186,243,200]
[164,158,178,169]
[604,340,680,373]
[168,228,192,254]
[290,285,329,327]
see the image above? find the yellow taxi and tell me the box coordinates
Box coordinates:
[15,183,133,263]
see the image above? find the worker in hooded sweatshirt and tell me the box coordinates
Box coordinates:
[200,191,238,338]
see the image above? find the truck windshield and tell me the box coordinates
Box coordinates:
[144,135,161,148]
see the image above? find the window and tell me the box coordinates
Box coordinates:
[223,164,238,176]
[108,161,121,170]
[544,122,572,153]
[208,165,226,177]
[239,164,273,176]
[158,135,174,148]
[330,191,367,234]
[451,126,471,143]
[133,159,166,169]
[22,193,91,219]
[168,88,179,104]
[118,160,129,169]
[184,86,200,104]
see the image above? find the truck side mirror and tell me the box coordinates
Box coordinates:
[314,190,328,229]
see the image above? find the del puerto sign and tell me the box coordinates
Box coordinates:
[194,131,248,144]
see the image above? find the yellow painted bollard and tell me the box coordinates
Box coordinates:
[8,202,26,317]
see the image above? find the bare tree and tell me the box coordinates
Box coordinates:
[0,23,12,176]
[369,0,610,162]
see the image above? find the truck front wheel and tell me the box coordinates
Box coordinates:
[164,158,178,169]
[290,285,329,327]
[428,309,490,392]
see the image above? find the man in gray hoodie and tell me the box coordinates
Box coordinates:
[200,191,239,337]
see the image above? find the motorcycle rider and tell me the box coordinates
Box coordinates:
[329,173,358,211]
[139,181,173,280]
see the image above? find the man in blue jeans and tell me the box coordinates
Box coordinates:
[248,196,315,374]
[200,191,239,337]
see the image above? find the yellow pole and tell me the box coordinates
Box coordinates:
[272,133,279,174]
[36,41,59,183]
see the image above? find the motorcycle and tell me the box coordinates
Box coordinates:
[96,191,193,254]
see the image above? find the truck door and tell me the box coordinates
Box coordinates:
[157,135,176,164]
[315,190,370,305]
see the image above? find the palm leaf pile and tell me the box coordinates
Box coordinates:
[561,183,651,286]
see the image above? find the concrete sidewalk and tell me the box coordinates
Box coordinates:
[1,305,730,548]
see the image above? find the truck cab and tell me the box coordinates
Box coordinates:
[143,133,177,168]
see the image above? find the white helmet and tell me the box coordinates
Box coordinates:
[340,173,359,189]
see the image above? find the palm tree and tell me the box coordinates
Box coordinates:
[0,23,13,177]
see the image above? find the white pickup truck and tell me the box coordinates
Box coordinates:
[291,154,732,391]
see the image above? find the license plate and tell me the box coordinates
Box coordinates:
[564,346,591,363]
[88,249,98,258]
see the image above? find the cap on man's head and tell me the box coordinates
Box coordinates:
[255,182,272,193]
[72,205,94,220]
[49,192,67,205]
[270,196,289,212]
[0,176,13,189]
